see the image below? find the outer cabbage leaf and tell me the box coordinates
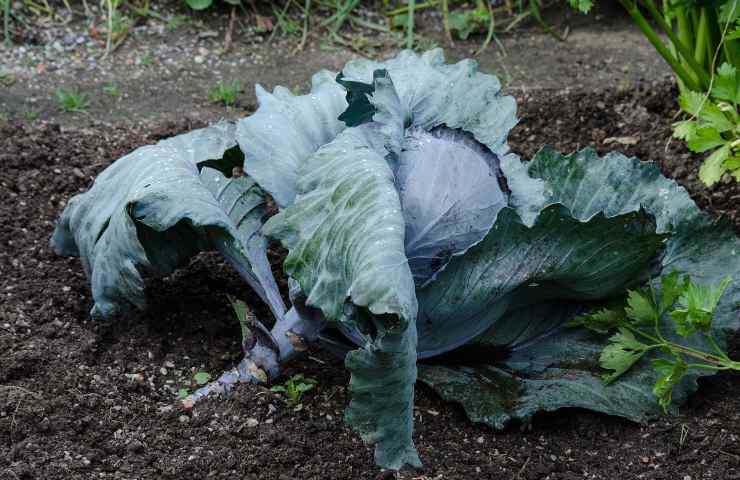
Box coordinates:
[416,205,665,357]
[264,125,420,469]
[236,71,347,208]
[340,49,518,161]
[418,147,740,428]
[51,122,286,321]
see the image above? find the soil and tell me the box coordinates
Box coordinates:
[2,2,740,479]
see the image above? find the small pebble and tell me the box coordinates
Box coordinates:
[178,415,190,424]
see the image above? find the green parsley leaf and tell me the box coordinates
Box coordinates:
[652,357,687,411]
[568,307,626,333]
[625,289,657,325]
[600,328,650,384]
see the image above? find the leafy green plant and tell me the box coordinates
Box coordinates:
[55,87,91,113]
[51,50,740,471]
[673,62,740,185]
[208,80,241,107]
[570,273,736,410]
[447,2,489,40]
[271,373,316,409]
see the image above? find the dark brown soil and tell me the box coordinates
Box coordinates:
[2,83,740,480]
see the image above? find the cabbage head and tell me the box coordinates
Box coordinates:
[51,49,740,470]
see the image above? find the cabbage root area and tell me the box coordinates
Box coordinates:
[3,63,740,480]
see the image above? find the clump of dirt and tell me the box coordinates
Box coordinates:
[2,83,740,480]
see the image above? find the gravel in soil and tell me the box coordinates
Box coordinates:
[2,83,740,480]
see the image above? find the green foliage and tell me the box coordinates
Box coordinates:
[186,0,213,10]
[448,4,489,40]
[672,63,740,186]
[270,374,316,409]
[208,80,241,107]
[572,273,738,411]
[567,0,593,13]
[54,87,91,113]
[193,371,212,385]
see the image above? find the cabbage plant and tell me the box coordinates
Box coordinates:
[51,50,740,470]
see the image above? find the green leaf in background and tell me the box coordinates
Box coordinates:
[194,372,212,385]
[568,0,593,13]
[185,0,212,10]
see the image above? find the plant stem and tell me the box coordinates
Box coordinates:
[474,0,494,56]
[624,325,738,368]
[386,0,435,17]
[406,0,415,49]
[3,0,10,46]
[643,0,710,90]
[442,0,452,43]
[617,0,702,91]
[694,8,709,70]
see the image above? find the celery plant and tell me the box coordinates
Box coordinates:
[571,0,739,93]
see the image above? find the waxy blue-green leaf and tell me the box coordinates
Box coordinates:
[236,71,347,208]
[264,124,420,469]
[415,204,664,357]
[51,122,286,321]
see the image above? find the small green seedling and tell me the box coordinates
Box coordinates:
[178,387,190,399]
[103,83,121,98]
[571,272,737,411]
[193,371,211,385]
[208,80,241,108]
[55,87,91,113]
[271,374,316,410]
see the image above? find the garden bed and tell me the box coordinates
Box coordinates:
[2,79,740,479]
